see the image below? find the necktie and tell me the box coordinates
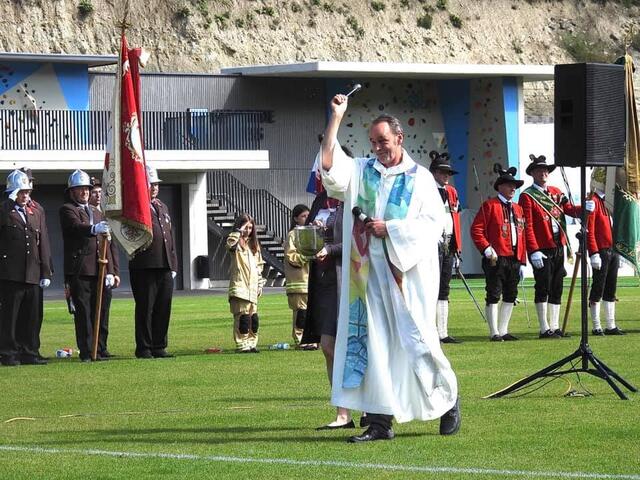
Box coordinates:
[17,206,26,223]
[438,187,448,204]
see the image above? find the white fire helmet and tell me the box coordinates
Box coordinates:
[5,169,31,193]
[146,164,162,184]
[67,169,92,189]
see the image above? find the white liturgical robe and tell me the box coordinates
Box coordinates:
[320,142,458,423]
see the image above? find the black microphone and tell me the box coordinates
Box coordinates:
[352,206,372,224]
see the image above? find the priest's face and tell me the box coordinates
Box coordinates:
[498,182,517,200]
[369,122,403,167]
[531,167,549,187]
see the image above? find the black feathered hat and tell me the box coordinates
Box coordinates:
[525,154,556,175]
[428,150,459,175]
[493,163,524,191]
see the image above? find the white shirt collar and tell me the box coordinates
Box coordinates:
[532,182,547,193]
[373,149,416,175]
[497,193,512,204]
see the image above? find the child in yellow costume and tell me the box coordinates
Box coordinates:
[226,213,265,353]
[284,204,316,348]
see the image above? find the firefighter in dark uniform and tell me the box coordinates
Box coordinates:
[59,169,115,362]
[89,176,121,357]
[429,151,463,344]
[470,166,527,341]
[0,170,52,366]
[19,167,53,360]
[129,165,178,359]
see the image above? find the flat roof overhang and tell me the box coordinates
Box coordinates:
[221,61,554,82]
[0,52,118,67]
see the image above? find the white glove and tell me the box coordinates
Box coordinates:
[453,255,461,269]
[590,253,602,270]
[92,221,110,235]
[483,246,497,259]
[530,250,547,270]
[39,278,51,288]
[585,200,596,213]
[171,271,177,279]
[519,265,526,281]
[105,274,115,288]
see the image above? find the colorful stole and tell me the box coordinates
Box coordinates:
[522,186,574,258]
[343,159,417,389]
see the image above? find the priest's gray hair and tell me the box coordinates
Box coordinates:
[371,114,404,136]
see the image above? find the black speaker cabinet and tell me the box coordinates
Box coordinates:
[554,63,625,167]
[195,255,211,279]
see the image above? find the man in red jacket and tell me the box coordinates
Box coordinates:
[519,155,584,338]
[429,151,462,344]
[586,168,624,336]
[471,166,526,341]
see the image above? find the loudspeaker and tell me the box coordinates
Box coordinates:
[554,63,625,167]
[195,255,211,279]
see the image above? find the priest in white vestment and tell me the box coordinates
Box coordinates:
[318,93,460,442]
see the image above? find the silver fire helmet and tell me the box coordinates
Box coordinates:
[146,164,162,184]
[5,169,31,193]
[67,169,92,189]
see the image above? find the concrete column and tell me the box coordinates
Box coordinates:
[181,172,209,290]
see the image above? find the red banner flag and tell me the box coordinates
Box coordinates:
[103,33,152,257]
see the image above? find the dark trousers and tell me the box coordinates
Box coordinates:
[130,269,173,355]
[366,413,393,430]
[532,246,566,304]
[482,256,520,304]
[0,280,39,359]
[437,246,454,301]
[69,275,98,360]
[98,286,112,355]
[589,249,619,303]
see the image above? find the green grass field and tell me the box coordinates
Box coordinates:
[1,280,639,479]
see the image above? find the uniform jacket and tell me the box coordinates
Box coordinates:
[470,196,527,264]
[129,198,178,271]
[586,194,613,255]
[59,202,115,277]
[519,184,581,253]
[0,199,52,284]
[444,184,462,254]
[283,229,309,294]
[226,231,265,304]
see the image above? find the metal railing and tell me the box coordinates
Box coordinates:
[0,109,271,150]
[207,170,291,244]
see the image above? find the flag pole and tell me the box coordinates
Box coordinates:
[91,234,110,360]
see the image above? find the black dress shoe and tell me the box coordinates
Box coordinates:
[316,420,355,430]
[100,351,114,358]
[440,397,461,435]
[1,357,20,367]
[553,329,570,338]
[490,335,503,342]
[136,351,153,359]
[250,347,260,353]
[604,327,625,335]
[21,356,48,365]
[441,336,462,344]
[539,330,559,339]
[501,333,519,341]
[348,425,395,443]
[152,350,174,358]
[592,328,605,336]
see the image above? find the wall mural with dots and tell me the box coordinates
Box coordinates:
[1,61,89,148]
[329,78,447,170]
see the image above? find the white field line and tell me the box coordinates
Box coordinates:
[0,445,639,479]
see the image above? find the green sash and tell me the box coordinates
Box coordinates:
[522,186,573,258]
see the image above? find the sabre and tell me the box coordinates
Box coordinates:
[454,256,486,323]
[345,83,362,98]
[519,274,532,328]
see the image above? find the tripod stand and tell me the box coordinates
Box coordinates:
[486,167,637,400]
